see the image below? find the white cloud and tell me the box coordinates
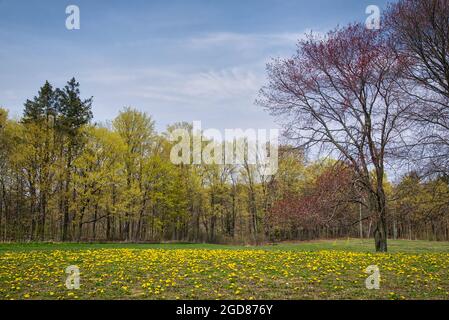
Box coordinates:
[186,31,318,50]
[82,31,321,106]
[84,66,264,105]
[168,68,262,100]
[2,30,311,129]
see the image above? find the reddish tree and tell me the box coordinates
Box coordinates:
[259,24,411,252]
[269,164,358,239]
[386,0,449,177]
[387,0,449,101]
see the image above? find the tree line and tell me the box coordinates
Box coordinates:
[0,0,448,251]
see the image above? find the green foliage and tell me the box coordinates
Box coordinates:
[1,81,449,244]
[391,173,449,240]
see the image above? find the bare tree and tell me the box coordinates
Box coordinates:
[386,0,449,177]
[258,24,411,252]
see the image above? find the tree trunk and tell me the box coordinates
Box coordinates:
[374,218,387,252]
[92,204,98,240]
[106,214,111,240]
[62,150,72,242]
[373,195,388,252]
[40,192,47,241]
[366,182,388,252]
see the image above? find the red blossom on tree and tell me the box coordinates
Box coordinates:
[259,23,412,251]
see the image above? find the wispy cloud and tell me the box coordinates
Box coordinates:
[185,31,318,49]
[86,31,320,104]
[84,66,263,105]
[1,28,314,129]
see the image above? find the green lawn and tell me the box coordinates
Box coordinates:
[1,238,449,253]
[0,239,448,300]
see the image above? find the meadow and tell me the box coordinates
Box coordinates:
[0,239,448,300]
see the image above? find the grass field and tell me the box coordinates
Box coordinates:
[0,239,448,300]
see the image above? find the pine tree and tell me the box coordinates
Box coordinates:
[55,78,93,241]
[56,77,93,137]
[22,81,56,123]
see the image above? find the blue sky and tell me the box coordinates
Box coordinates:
[0,0,391,132]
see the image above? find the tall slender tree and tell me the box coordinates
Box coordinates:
[55,78,93,241]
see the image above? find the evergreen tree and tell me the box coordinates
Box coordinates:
[23,81,56,123]
[56,77,93,137]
